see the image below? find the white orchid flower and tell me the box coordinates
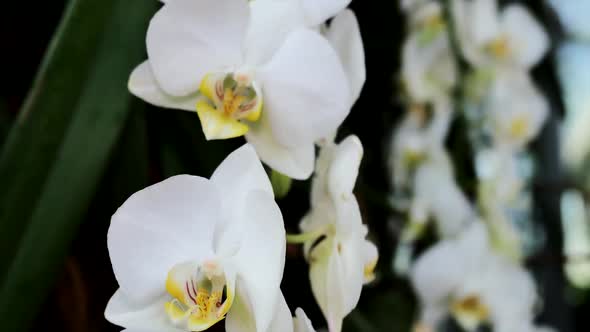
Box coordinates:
[389,98,453,203]
[291,135,377,332]
[411,222,539,332]
[129,0,351,180]
[452,0,549,71]
[105,144,287,332]
[483,69,548,150]
[409,148,475,239]
[402,2,458,102]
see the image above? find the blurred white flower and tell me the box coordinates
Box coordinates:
[402,2,458,102]
[296,135,377,332]
[129,0,351,179]
[105,144,287,332]
[409,148,475,239]
[389,98,453,201]
[452,0,548,71]
[411,222,539,332]
[475,147,529,261]
[484,69,548,150]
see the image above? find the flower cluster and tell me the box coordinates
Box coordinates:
[391,0,556,331]
[105,1,375,332]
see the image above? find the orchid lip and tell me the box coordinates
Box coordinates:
[164,260,234,331]
[196,71,264,140]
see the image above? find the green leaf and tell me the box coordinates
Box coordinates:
[0,0,158,329]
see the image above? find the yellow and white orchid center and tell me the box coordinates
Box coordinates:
[486,36,511,60]
[507,114,531,140]
[164,260,234,331]
[450,295,490,331]
[196,71,263,140]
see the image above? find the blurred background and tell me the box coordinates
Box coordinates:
[0,0,589,331]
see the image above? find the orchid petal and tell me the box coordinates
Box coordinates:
[267,292,295,332]
[501,4,549,69]
[245,0,307,66]
[327,135,363,203]
[300,0,351,26]
[245,114,315,180]
[147,0,248,96]
[108,175,219,304]
[294,308,316,332]
[470,0,500,46]
[227,190,286,332]
[309,235,364,332]
[210,143,273,218]
[325,9,366,105]
[260,29,350,147]
[128,61,200,111]
[105,290,183,332]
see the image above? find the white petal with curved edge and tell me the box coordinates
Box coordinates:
[294,308,316,332]
[210,143,273,216]
[470,0,500,45]
[147,0,248,96]
[105,290,183,332]
[310,235,364,332]
[260,29,350,148]
[410,222,489,306]
[226,285,292,332]
[128,61,200,111]
[325,9,365,105]
[225,284,256,332]
[479,255,537,329]
[300,0,351,26]
[226,190,286,332]
[502,4,549,69]
[244,0,307,66]
[245,112,315,180]
[108,175,219,303]
[328,135,363,203]
[267,292,295,332]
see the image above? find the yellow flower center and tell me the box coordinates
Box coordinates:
[451,295,490,331]
[164,261,234,331]
[486,37,511,60]
[196,72,263,140]
[508,115,530,140]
